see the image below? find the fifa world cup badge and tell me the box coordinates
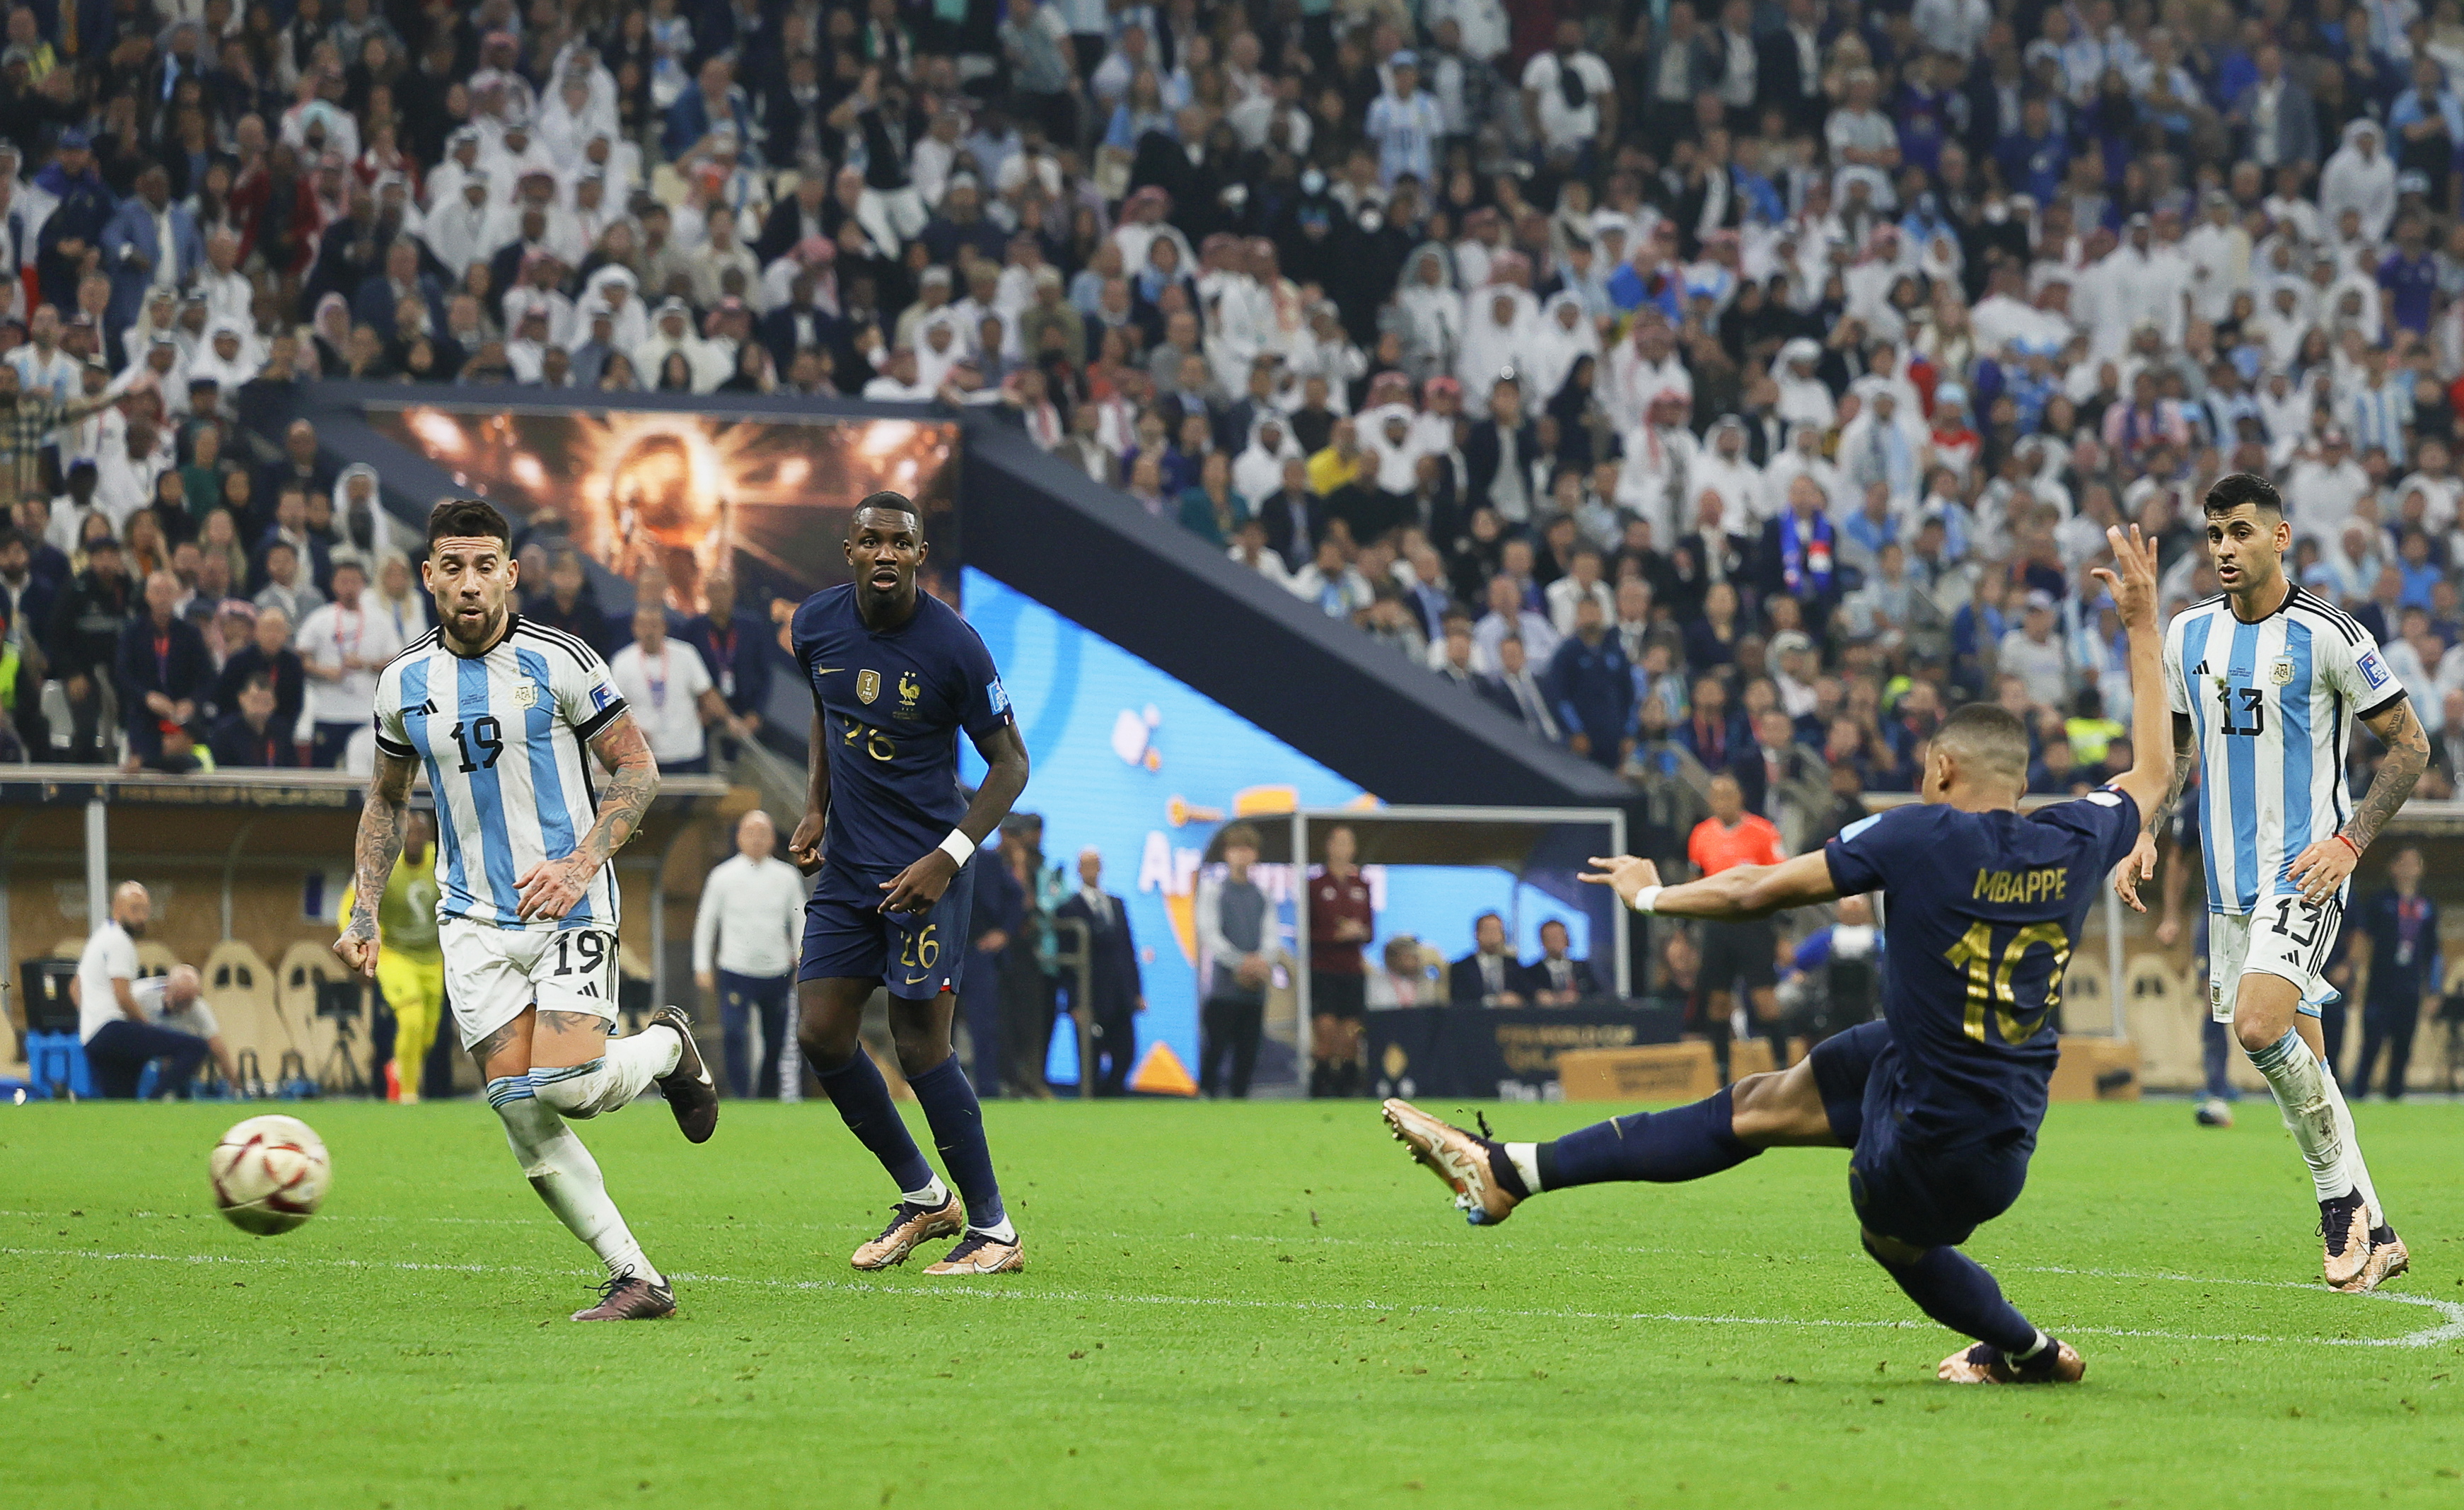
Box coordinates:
[857,670,881,704]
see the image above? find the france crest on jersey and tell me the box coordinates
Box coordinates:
[2163,588,2407,915]
[371,616,629,931]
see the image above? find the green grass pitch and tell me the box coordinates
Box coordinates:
[4,1096,2462,1509]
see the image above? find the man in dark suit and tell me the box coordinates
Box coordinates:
[2228,44,2318,172]
[1256,468,1326,574]
[1460,375,1540,521]
[207,672,298,767]
[1757,0,1828,134]
[1052,848,1144,1096]
[115,569,213,768]
[1517,919,1600,1005]
[1448,912,1526,1006]
[755,173,831,265]
[680,574,772,737]
[1478,635,1562,742]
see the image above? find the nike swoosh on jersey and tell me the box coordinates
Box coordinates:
[903,971,934,986]
[815,666,844,675]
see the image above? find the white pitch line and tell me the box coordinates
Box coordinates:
[4,1244,2458,1349]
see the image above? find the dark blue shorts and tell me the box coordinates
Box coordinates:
[798,858,977,999]
[1808,1019,2034,1250]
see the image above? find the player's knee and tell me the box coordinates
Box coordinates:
[797,1009,857,1067]
[2232,1011,2285,1055]
[890,1029,949,1077]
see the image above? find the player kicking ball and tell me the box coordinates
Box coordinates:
[788,492,1033,1275]
[337,500,717,1323]
[1387,527,2173,1384]
[2115,473,2426,1292]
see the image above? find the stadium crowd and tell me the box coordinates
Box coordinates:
[0,0,2458,806]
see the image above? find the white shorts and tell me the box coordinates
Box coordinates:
[2207,890,2347,1023]
[440,917,622,1051]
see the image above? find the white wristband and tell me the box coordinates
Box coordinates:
[1629,885,1662,914]
[936,829,977,867]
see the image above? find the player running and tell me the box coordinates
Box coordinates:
[1385,527,2172,1384]
[788,492,1033,1275]
[2116,472,2429,1292]
[336,499,716,1323]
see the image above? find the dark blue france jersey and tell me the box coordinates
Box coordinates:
[791,585,1013,891]
[1824,789,2140,1145]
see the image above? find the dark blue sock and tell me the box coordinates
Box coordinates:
[815,1047,934,1195]
[906,1057,1006,1230]
[1536,1086,1760,1189]
[1864,1239,2040,1356]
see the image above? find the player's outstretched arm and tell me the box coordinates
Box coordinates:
[878,723,1030,914]
[2287,696,2430,905]
[2089,523,2173,909]
[335,748,418,979]
[1580,849,1840,921]
[515,712,661,921]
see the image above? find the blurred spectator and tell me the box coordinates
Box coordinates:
[76,883,230,1098]
[2348,846,2439,1100]
[1304,821,1372,1098]
[115,568,209,769]
[1195,821,1272,1099]
[1054,847,1144,1098]
[294,556,398,768]
[694,811,809,1101]
[207,672,296,769]
[1450,911,1528,1007]
[1518,919,1598,1005]
[609,603,737,776]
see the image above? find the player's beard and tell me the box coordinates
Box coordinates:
[122,918,146,939]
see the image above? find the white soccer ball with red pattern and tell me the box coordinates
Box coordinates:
[209,1115,330,1235]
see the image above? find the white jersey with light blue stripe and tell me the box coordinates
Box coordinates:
[2163,586,2406,915]
[371,615,628,932]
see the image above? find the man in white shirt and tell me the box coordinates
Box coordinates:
[74,883,229,1098]
[1521,20,1615,161]
[608,603,737,774]
[295,555,402,767]
[692,809,809,1098]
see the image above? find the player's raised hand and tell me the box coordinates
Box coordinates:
[1579,854,1661,911]
[2113,830,2158,913]
[2284,835,2360,907]
[880,848,959,914]
[332,917,380,980]
[2089,523,2159,629]
[513,855,593,921]
[788,810,826,873]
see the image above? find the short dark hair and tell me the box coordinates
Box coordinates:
[241,673,274,695]
[2203,472,2283,518]
[1933,702,2030,784]
[428,497,511,548]
[852,490,920,525]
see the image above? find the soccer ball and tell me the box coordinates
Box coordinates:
[210,1115,331,1235]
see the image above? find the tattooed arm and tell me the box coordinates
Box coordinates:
[2286,697,2431,905]
[2342,698,2431,853]
[335,748,419,978]
[514,711,661,921]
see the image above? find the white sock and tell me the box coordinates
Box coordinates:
[2318,1062,2386,1227]
[489,1076,662,1286]
[530,1027,682,1120]
[2247,1030,2349,1204]
[903,1175,951,1207]
[970,1216,1018,1242]
[2011,1328,2052,1361]
[1504,1142,1545,1195]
